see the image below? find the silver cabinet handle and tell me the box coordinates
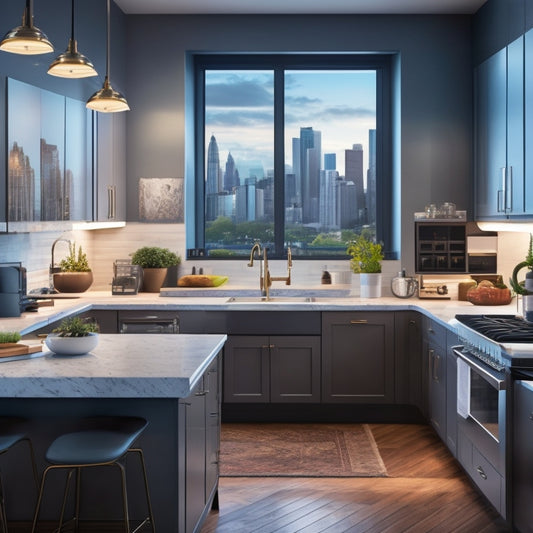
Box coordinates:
[497,167,505,212]
[476,466,487,480]
[107,185,116,219]
[506,166,512,213]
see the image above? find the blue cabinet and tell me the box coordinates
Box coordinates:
[475,36,525,220]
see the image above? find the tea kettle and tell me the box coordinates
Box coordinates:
[391,269,418,298]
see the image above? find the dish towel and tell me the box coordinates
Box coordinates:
[456,357,471,419]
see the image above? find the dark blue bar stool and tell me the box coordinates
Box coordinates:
[0,417,39,533]
[31,416,155,533]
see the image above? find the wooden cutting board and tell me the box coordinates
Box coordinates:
[0,344,43,357]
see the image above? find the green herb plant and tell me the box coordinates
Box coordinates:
[131,246,181,269]
[52,317,99,338]
[0,331,21,344]
[59,242,91,272]
[346,234,384,274]
[510,234,533,295]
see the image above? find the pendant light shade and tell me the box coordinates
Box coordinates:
[86,0,129,113]
[0,0,53,55]
[48,0,97,78]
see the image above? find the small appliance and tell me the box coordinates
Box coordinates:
[417,276,450,299]
[0,262,39,316]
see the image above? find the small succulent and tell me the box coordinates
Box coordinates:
[52,317,99,338]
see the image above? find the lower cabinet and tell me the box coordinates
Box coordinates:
[223,335,321,403]
[513,380,533,533]
[321,312,395,403]
[423,317,447,441]
[180,356,221,533]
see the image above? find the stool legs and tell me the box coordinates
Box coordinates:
[32,449,155,533]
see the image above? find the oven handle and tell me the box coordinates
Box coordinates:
[453,347,506,391]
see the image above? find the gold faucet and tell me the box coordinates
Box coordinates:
[248,244,292,300]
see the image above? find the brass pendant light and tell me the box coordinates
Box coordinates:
[0,0,53,55]
[48,0,97,78]
[86,0,129,113]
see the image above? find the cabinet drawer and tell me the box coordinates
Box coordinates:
[472,448,503,514]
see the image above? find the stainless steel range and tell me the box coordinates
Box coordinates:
[448,313,533,523]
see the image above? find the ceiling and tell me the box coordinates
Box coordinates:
[114,0,488,15]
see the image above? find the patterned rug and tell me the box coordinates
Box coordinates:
[219,423,388,477]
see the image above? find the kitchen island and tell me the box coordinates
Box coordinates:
[0,333,226,533]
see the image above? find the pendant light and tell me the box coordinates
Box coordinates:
[86,0,129,113]
[48,0,97,78]
[0,0,53,55]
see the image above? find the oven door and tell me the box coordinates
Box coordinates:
[454,346,507,472]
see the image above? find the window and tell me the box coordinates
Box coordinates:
[192,54,394,259]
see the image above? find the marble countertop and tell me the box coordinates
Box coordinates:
[0,333,227,399]
[0,289,521,335]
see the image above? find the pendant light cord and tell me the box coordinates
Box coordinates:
[70,0,75,42]
[106,0,111,81]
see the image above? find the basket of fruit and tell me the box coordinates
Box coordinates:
[466,280,512,306]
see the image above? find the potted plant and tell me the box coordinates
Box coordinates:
[346,234,384,298]
[45,316,99,355]
[510,234,533,320]
[131,246,181,292]
[53,242,93,293]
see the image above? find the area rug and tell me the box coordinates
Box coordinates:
[219,423,388,477]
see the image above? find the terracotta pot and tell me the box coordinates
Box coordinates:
[53,272,93,293]
[141,268,168,292]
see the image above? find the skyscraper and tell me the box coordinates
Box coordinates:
[300,127,321,224]
[223,152,239,192]
[206,135,220,196]
[324,153,336,171]
[345,144,365,224]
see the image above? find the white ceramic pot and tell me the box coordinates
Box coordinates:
[45,333,99,355]
[359,273,382,298]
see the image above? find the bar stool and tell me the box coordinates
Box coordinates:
[31,416,155,533]
[0,417,39,533]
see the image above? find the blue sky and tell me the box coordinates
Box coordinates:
[205,69,376,180]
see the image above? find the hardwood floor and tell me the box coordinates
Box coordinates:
[201,424,510,533]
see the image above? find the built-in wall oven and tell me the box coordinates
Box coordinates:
[449,314,533,524]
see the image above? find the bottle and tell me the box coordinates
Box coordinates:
[321,265,332,285]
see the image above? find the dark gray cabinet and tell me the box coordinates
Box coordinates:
[321,312,395,403]
[446,330,458,456]
[423,316,447,441]
[513,380,533,533]
[394,311,423,408]
[223,335,321,403]
[180,356,221,533]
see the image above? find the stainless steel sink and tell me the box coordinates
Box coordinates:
[226,296,317,303]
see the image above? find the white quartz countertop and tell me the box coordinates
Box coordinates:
[0,333,227,399]
[0,289,521,335]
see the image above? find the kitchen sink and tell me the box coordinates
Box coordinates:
[226,296,317,303]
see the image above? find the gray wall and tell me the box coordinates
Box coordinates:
[124,14,473,272]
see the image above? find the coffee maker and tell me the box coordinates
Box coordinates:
[0,262,37,316]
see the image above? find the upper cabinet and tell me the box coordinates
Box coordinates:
[474,36,528,220]
[96,113,126,222]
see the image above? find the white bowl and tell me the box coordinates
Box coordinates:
[45,333,99,355]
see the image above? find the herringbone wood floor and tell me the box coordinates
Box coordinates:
[201,424,510,533]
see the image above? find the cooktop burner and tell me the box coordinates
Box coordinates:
[455,314,533,343]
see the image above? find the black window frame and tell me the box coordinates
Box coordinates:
[192,53,396,260]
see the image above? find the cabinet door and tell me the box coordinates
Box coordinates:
[427,338,446,441]
[446,332,458,457]
[513,380,533,532]
[475,47,507,219]
[507,35,525,215]
[223,336,269,403]
[270,336,321,403]
[96,113,126,221]
[205,357,220,504]
[321,313,394,403]
[184,379,207,533]
[525,29,533,214]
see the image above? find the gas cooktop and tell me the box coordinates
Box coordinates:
[450,314,533,369]
[455,314,533,343]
